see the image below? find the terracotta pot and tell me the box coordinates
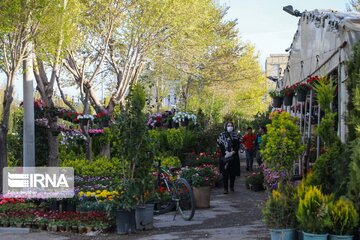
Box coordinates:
[192,186,211,208]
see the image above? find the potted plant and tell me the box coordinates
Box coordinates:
[296,186,332,240]
[294,82,311,102]
[328,197,359,240]
[281,86,296,106]
[262,182,297,240]
[136,177,158,231]
[245,170,265,191]
[181,165,218,208]
[269,90,284,108]
[110,84,155,234]
[261,111,304,182]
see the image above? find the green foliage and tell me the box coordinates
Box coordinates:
[261,111,304,178]
[262,182,297,228]
[296,186,332,234]
[251,111,271,133]
[148,128,198,163]
[159,156,181,168]
[313,77,335,113]
[328,197,359,235]
[310,142,342,195]
[181,165,220,187]
[347,138,360,211]
[61,157,120,177]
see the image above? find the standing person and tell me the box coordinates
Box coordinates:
[242,127,256,171]
[255,126,266,167]
[217,122,240,194]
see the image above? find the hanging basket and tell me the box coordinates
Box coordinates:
[283,95,293,106]
[272,97,283,108]
[297,90,308,102]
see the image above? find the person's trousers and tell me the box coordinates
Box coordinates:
[245,150,254,170]
[223,168,236,191]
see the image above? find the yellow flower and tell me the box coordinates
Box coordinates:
[85,191,91,197]
[96,190,101,194]
[78,191,84,197]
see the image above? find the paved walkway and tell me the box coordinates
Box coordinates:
[0,155,270,240]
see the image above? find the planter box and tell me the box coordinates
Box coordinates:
[136,204,154,230]
[329,235,354,240]
[303,232,328,240]
[270,228,295,240]
[116,209,136,234]
[193,186,211,208]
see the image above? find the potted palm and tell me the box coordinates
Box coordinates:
[328,197,359,240]
[262,182,297,240]
[296,186,332,240]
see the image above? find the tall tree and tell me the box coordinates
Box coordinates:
[0,0,35,185]
[33,0,84,166]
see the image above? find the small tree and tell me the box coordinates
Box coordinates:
[261,111,304,179]
[111,84,154,205]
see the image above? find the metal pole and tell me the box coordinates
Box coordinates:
[23,42,35,167]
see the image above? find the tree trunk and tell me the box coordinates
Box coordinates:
[0,129,8,193]
[100,142,110,158]
[47,117,59,166]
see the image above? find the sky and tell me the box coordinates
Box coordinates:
[219,0,349,68]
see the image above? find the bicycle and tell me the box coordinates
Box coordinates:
[153,160,195,221]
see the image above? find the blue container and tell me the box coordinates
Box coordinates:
[302,232,328,240]
[329,235,354,240]
[270,229,296,240]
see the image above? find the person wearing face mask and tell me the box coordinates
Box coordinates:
[217,122,241,194]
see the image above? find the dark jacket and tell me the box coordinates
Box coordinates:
[217,131,241,176]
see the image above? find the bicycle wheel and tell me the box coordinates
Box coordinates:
[154,179,176,215]
[174,178,195,221]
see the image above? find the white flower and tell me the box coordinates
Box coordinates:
[77,114,94,120]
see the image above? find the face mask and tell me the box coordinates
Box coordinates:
[227,126,233,132]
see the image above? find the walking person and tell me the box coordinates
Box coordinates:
[242,127,256,171]
[254,126,266,167]
[217,122,240,194]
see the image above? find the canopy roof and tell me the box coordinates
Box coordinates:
[280,9,360,88]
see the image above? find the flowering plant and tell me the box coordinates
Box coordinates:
[280,85,296,96]
[269,90,284,98]
[77,114,94,121]
[294,82,312,92]
[180,164,220,187]
[172,112,197,124]
[245,170,265,191]
[306,75,320,85]
[94,111,111,122]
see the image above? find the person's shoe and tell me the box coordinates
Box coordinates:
[224,190,229,194]
[246,167,249,171]
[230,188,234,192]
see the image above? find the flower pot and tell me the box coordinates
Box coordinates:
[249,183,265,191]
[58,225,65,232]
[51,225,58,232]
[297,90,308,102]
[329,235,354,240]
[135,204,154,230]
[192,186,211,208]
[181,117,189,127]
[15,223,23,228]
[302,232,328,240]
[272,97,283,108]
[101,120,109,128]
[284,95,293,106]
[71,226,78,233]
[65,225,71,232]
[270,229,295,240]
[86,226,93,233]
[116,209,136,235]
[79,226,87,234]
